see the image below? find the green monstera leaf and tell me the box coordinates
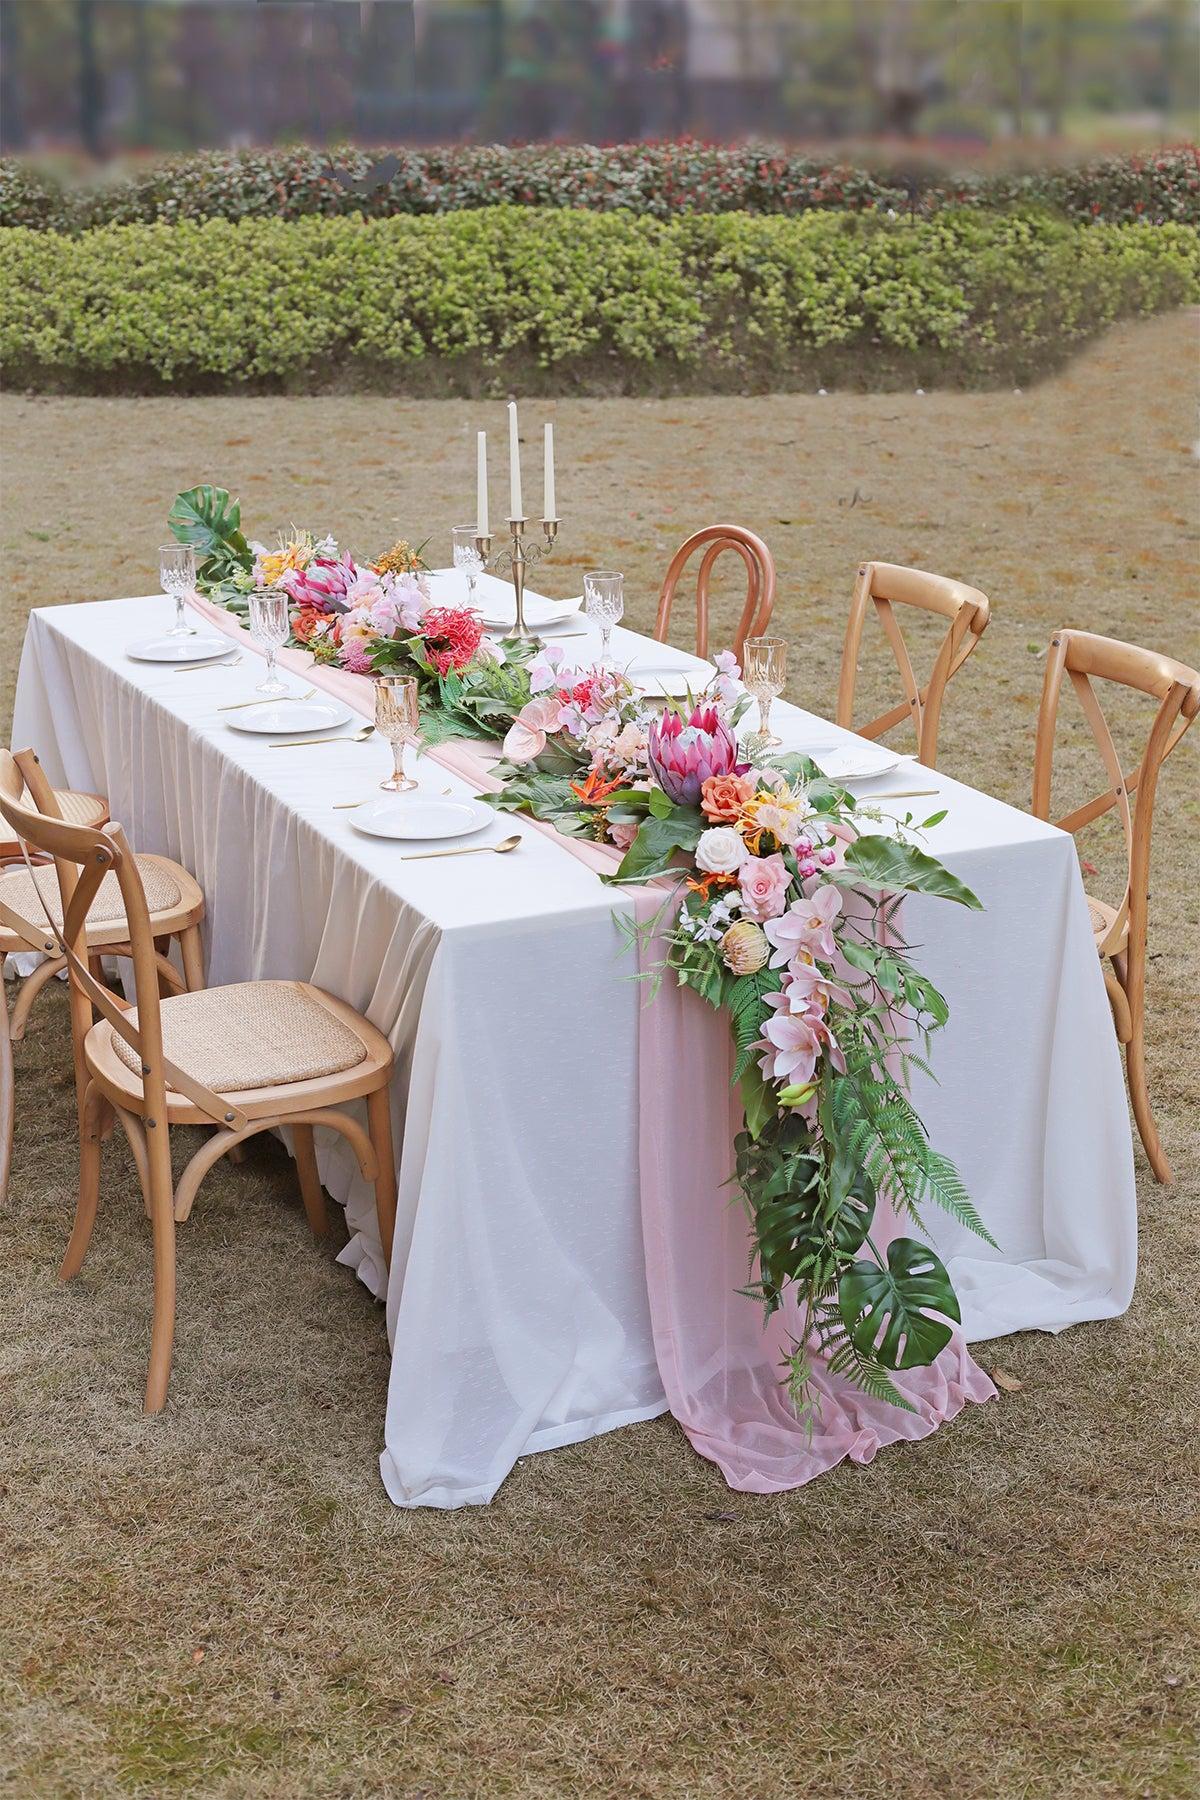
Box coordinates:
[842,835,983,910]
[838,1237,961,1370]
[168,484,252,586]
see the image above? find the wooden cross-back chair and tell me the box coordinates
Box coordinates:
[1,757,200,1207]
[837,561,991,768]
[0,749,397,1412]
[654,525,776,664]
[1033,629,1200,1183]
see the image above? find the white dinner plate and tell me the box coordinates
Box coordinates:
[631,660,718,699]
[479,595,583,632]
[349,796,495,842]
[127,633,236,664]
[808,741,903,783]
[225,698,351,735]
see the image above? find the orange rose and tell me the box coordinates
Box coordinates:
[291,605,325,643]
[700,773,757,824]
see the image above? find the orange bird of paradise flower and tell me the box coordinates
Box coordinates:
[570,768,625,806]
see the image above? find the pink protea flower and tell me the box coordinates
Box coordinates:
[281,554,359,613]
[647,704,746,808]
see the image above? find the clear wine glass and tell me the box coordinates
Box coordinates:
[248,588,291,697]
[376,674,421,793]
[159,543,197,637]
[743,636,787,747]
[584,570,624,665]
[451,525,484,610]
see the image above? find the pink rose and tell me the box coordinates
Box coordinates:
[738,852,791,922]
[608,819,638,852]
[501,692,563,764]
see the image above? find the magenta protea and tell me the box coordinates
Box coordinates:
[280,554,358,613]
[647,704,745,808]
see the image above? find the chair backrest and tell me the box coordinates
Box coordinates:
[0,749,245,1133]
[836,560,991,768]
[1032,630,1199,985]
[654,525,776,664]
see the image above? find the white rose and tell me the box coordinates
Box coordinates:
[695,826,747,876]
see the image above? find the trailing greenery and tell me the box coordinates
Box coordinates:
[3,208,1197,394]
[3,142,1197,233]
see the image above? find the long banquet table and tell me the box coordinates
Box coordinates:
[12,586,1137,1507]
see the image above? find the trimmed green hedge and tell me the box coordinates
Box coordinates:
[4,143,1198,231]
[2,208,1196,394]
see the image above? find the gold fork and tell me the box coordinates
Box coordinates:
[175,651,242,673]
[271,724,373,749]
[218,685,316,713]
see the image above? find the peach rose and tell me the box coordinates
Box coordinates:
[700,772,757,824]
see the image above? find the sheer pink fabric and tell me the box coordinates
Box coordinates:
[193,593,994,1488]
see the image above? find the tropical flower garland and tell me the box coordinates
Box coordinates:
[169,483,994,1416]
[167,483,528,736]
[487,653,996,1419]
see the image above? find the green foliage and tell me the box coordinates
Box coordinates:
[4,143,1197,233]
[3,210,1196,393]
[838,1238,960,1371]
[609,807,706,883]
[841,834,984,909]
[167,484,251,587]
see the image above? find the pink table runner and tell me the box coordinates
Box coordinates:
[191,594,994,1492]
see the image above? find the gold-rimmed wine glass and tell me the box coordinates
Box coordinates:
[744,636,787,747]
[375,674,421,793]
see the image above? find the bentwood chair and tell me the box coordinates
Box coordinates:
[1033,630,1199,1183]
[654,525,776,664]
[0,749,397,1412]
[837,561,991,769]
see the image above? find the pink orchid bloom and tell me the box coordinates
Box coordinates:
[763,883,844,968]
[757,1009,822,1087]
[783,961,853,1015]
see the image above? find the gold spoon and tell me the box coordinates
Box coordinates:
[402,834,521,862]
[271,724,373,749]
[219,685,316,713]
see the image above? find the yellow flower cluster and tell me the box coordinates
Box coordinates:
[257,532,314,587]
[373,540,422,577]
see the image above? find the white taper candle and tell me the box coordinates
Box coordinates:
[476,430,489,536]
[543,421,555,521]
[508,400,522,519]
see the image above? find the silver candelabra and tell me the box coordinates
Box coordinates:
[474,517,559,644]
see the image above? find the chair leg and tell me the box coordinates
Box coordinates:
[366,1084,396,1272]
[1126,1022,1173,1185]
[144,1122,178,1414]
[291,1125,329,1238]
[60,1081,106,1280]
[178,925,205,995]
[0,984,13,1205]
[8,955,65,1043]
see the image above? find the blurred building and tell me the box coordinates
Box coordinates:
[1,0,1195,158]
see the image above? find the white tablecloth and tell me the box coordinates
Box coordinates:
[12,591,1137,1506]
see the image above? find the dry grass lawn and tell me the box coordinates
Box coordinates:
[1,312,1198,1799]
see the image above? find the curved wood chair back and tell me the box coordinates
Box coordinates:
[0,750,245,1139]
[654,525,776,663]
[836,561,991,768]
[1032,629,1199,1181]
